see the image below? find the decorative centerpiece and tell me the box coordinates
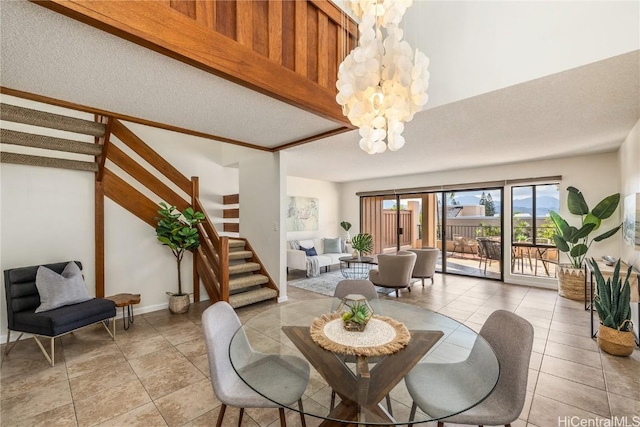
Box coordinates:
[336,294,373,332]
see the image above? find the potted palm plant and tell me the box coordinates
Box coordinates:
[350,233,373,259]
[589,258,635,356]
[156,202,205,314]
[549,187,621,300]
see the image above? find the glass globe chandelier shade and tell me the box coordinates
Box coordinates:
[336,0,430,154]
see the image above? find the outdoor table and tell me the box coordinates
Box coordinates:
[229,298,499,426]
[511,242,556,276]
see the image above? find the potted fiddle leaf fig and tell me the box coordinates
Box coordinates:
[589,258,635,356]
[156,202,205,314]
[549,187,622,301]
[350,233,373,259]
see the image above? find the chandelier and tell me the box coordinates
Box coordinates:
[336,0,430,154]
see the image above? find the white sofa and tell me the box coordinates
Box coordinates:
[287,238,352,275]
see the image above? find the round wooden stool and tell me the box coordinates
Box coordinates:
[105,293,141,330]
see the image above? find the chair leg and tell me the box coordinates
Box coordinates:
[408,401,417,426]
[215,404,226,427]
[278,407,286,427]
[238,408,244,427]
[32,336,55,366]
[297,398,306,427]
[431,277,434,284]
[385,394,393,415]
[421,277,425,287]
[395,290,399,298]
[2,330,24,363]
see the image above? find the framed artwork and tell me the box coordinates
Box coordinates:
[287,196,319,231]
[622,193,640,250]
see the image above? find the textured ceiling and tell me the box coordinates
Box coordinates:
[1,0,639,183]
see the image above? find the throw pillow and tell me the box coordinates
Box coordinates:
[300,246,318,257]
[323,238,342,254]
[35,262,92,313]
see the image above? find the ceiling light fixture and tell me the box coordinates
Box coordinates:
[336,0,430,154]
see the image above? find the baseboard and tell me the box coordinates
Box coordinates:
[277,295,289,303]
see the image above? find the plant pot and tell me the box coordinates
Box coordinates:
[166,292,190,314]
[557,265,585,301]
[343,320,367,332]
[597,322,635,357]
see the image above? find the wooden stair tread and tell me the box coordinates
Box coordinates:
[229,287,278,309]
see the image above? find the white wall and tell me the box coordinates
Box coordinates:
[286,176,343,241]
[618,120,640,342]
[340,152,622,287]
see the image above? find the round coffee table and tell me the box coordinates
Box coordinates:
[339,256,376,279]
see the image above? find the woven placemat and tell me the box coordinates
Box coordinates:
[310,312,411,357]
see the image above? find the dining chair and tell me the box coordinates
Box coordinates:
[405,310,534,427]
[202,302,310,427]
[407,248,438,286]
[479,239,501,274]
[368,251,417,297]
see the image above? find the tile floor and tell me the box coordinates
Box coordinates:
[1,273,639,427]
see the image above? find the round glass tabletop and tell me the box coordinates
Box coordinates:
[229,298,499,425]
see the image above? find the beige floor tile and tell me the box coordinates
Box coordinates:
[535,372,610,417]
[1,378,72,421]
[9,402,77,427]
[157,322,203,346]
[74,379,151,427]
[0,360,68,399]
[529,351,543,371]
[65,349,128,379]
[528,394,606,426]
[69,359,137,400]
[547,329,600,352]
[117,334,173,360]
[98,402,167,426]
[527,369,539,392]
[154,378,219,427]
[138,360,206,399]
[127,347,187,377]
[540,355,606,390]
[543,341,602,369]
[607,393,640,418]
[603,368,640,401]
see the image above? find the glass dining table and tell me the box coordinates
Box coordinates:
[229,298,499,426]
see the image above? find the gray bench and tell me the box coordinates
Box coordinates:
[3,261,116,366]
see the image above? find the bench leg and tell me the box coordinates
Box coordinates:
[2,331,25,365]
[32,336,55,367]
[102,318,116,340]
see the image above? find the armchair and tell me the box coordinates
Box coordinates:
[368,251,417,297]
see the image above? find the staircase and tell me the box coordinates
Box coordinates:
[1,101,279,308]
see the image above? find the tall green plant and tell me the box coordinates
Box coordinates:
[351,233,373,256]
[549,187,621,269]
[156,202,205,295]
[590,259,633,331]
[340,221,352,232]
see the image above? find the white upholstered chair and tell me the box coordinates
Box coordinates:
[368,251,417,297]
[407,248,438,286]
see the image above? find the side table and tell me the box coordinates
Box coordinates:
[339,256,376,279]
[105,293,141,330]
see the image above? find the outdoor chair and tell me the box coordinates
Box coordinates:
[406,310,534,427]
[202,301,309,427]
[479,239,501,274]
[407,248,438,286]
[369,251,417,297]
[452,236,477,258]
[3,261,116,367]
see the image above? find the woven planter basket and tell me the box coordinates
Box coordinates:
[597,321,635,357]
[166,292,190,314]
[557,266,585,301]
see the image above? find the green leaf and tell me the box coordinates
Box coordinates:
[591,193,620,219]
[567,187,589,215]
[593,224,622,242]
[572,223,596,240]
[583,213,601,231]
[549,211,568,235]
[569,244,588,257]
[564,226,580,243]
[553,235,569,252]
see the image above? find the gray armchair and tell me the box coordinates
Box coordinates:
[408,248,438,286]
[368,251,417,297]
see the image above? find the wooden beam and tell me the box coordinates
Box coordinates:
[294,0,308,77]
[236,0,253,49]
[272,126,352,151]
[223,223,239,233]
[223,208,239,219]
[102,168,158,227]
[33,0,349,125]
[192,176,200,303]
[110,119,192,195]
[95,179,105,298]
[223,194,239,205]
[317,13,329,88]
[268,0,282,63]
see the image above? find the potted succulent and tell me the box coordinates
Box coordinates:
[340,221,352,243]
[156,202,205,314]
[549,187,621,300]
[589,258,635,356]
[350,233,373,259]
[341,300,373,332]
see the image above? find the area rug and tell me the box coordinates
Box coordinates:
[288,270,395,296]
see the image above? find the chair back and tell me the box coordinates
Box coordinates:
[371,251,417,287]
[334,280,378,300]
[407,248,438,279]
[4,261,82,330]
[480,239,501,261]
[202,301,253,405]
[472,310,534,421]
